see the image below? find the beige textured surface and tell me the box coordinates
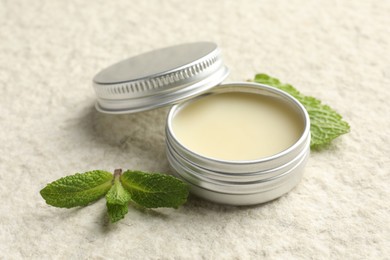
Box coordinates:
[1,0,389,259]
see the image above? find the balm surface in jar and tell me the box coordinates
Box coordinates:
[172,91,304,161]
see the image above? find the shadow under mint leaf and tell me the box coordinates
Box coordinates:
[76,102,171,172]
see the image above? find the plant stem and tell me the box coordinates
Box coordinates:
[114,169,122,180]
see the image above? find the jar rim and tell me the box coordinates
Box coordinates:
[166,82,311,169]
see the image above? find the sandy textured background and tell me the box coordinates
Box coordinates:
[1,0,389,259]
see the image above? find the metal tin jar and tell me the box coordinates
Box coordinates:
[165,83,310,205]
[92,42,311,206]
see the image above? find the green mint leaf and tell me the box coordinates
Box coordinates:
[106,173,132,223]
[40,170,113,208]
[120,170,189,209]
[106,174,132,205]
[106,203,129,223]
[253,74,350,148]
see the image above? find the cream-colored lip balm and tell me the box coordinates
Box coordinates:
[172,92,304,161]
[166,83,310,205]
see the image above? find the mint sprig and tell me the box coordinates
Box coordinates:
[252,74,350,148]
[40,169,189,223]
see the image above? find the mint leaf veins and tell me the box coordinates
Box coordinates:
[120,170,189,209]
[105,169,132,222]
[252,74,350,148]
[40,169,189,223]
[40,170,113,208]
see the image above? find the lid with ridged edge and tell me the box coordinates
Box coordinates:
[93,42,229,114]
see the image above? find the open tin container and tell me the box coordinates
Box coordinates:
[93,42,310,206]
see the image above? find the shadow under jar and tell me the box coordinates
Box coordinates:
[166,83,310,205]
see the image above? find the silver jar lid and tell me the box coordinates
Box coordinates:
[93,42,229,114]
